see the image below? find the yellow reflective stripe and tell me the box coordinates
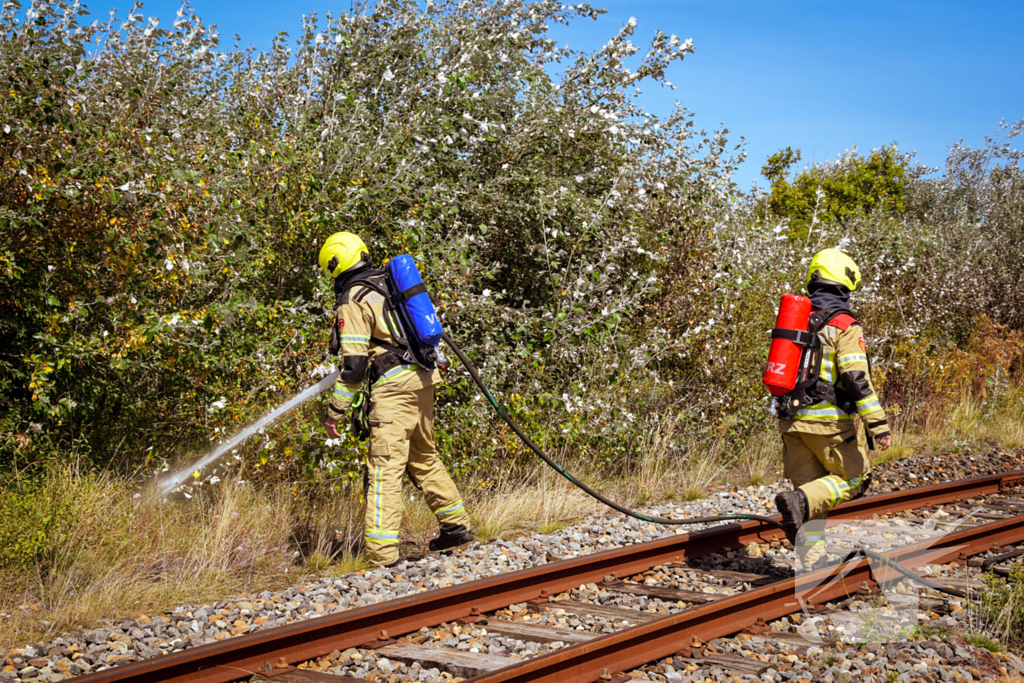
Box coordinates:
[823,476,843,507]
[819,349,835,383]
[801,529,827,547]
[840,475,862,491]
[793,413,855,421]
[856,395,881,415]
[794,402,854,420]
[435,500,465,518]
[334,386,359,399]
[339,335,371,344]
[820,363,834,383]
[373,364,415,387]
[837,353,868,368]
[364,535,399,545]
[374,466,383,530]
[802,532,827,548]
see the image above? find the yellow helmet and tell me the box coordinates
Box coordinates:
[318,232,368,277]
[807,248,861,291]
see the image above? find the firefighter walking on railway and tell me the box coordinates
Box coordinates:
[319,232,475,568]
[772,249,892,570]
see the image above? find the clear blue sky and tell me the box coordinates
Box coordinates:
[110,0,1023,187]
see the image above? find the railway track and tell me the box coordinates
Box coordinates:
[70,470,1024,683]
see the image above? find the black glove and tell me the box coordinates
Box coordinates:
[349,388,371,441]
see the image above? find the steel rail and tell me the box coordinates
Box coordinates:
[466,509,1024,683]
[73,470,1023,683]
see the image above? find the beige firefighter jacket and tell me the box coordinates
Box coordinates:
[327,276,440,421]
[782,320,890,439]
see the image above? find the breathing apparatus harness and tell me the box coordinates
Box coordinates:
[329,255,976,599]
[328,261,447,374]
[767,300,876,452]
[772,307,858,420]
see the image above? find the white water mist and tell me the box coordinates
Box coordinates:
[157,368,340,496]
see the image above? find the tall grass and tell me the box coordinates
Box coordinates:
[965,565,1024,652]
[0,464,607,648]
[0,468,296,647]
[875,382,1024,466]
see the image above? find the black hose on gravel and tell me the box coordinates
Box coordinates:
[442,333,784,529]
[851,548,979,600]
[981,547,1024,572]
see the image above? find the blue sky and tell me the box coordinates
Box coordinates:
[109,0,1022,187]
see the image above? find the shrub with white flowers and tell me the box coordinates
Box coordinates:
[1,0,1021,486]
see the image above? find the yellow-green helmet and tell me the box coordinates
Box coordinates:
[318,232,368,277]
[807,248,861,291]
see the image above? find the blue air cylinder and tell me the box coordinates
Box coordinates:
[386,255,444,347]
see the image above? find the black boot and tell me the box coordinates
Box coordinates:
[429,524,476,552]
[774,489,809,545]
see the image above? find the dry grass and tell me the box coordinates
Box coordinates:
[0,463,607,650]
[467,466,605,542]
[0,469,300,649]
[736,430,783,487]
[398,459,607,547]
[877,384,1024,466]
[964,567,1024,654]
[626,415,727,505]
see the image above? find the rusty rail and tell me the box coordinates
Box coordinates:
[466,510,1024,682]
[73,470,1023,683]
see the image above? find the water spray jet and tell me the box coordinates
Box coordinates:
[156,368,340,496]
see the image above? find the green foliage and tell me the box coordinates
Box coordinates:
[961,631,1006,653]
[0,0,738,484]
[761,144,911,238]
[0,468,78,571]
[0,0,1022,498]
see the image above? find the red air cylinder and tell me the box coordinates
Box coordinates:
[763,294,812,396]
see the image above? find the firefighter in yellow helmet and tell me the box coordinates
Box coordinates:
[318,232,474,568]
[774,248,891,570]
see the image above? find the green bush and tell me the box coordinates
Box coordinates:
[761,144,912,239]
[1,0,1022,494]
[971,563,1024,648]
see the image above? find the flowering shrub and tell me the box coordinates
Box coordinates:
[0,1,1021,489]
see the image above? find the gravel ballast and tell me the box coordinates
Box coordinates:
[3,447,1023,682]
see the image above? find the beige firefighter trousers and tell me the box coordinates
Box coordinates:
[781,421,870,569]
[363,385,470,566]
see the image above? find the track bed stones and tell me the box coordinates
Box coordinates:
[4,449,1024,682]
[629,630,1019,682]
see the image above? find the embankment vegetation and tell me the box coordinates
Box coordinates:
[1,0,1023,647]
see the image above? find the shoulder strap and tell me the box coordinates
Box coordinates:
[334,267,388,307]
[808,308,856,333]
[827,313,859,331]
[352,276,390,304]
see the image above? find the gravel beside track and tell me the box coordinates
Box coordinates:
[3,447,1024,682]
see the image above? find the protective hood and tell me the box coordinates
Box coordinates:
[808,280,851,313]
[332,259,376,299]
